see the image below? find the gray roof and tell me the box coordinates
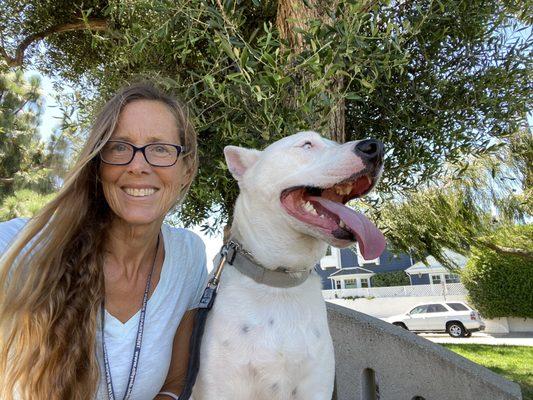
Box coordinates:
[405,250,468,275]
[329,267,374,277]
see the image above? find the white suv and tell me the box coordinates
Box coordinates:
[385,301,485,337]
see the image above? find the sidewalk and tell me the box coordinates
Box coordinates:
[419,332,533,346]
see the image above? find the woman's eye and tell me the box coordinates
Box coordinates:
[153,145,167,153]
[302,141,313,149]
[112,143,128,152]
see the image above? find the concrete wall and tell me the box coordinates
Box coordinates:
[509,318,533,332]
[327,302,522,400]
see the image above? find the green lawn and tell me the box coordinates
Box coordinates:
[442,344,533,400]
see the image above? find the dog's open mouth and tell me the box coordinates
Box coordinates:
[280,174,386,260]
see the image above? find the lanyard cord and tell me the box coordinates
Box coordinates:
[101,233,160,400]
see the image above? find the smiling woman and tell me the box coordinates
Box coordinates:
[99,99,192,227]
[0,82,208,400]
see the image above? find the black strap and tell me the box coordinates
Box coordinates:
[178,285,217,400]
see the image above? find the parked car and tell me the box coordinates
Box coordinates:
[385,301,485,337]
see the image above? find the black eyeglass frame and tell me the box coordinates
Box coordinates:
[100,140,188,167]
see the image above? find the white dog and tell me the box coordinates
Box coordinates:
[193,131,386,400]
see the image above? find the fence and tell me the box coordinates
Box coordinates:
[323,283,467,300]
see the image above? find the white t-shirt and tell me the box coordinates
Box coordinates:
[0,219,209,400]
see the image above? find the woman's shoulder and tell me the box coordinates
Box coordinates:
[0,217,29,231]
[162,223,205,254]
[0,218,29,252]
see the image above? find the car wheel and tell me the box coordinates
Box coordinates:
[393,322,408,330]
[447,322,466,338]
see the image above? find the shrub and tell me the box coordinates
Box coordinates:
[461,225,533,319]
[371,271,410,287]
[0,189,55,221]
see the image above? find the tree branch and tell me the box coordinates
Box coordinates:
[476,238,533,260]
[1,18,109,67]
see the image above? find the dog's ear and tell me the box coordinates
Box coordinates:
[224,146,261,180]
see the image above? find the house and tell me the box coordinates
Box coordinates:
[316,244,414,290]
[316,245,467,291]
[404,250,465,285]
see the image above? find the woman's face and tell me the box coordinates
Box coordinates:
[100,99,190,227]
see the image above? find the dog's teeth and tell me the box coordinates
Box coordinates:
[339,220,346,229]
[334,183,352,196]
[302,201,319,215]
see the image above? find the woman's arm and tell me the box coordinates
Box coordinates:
[154,308,197,399]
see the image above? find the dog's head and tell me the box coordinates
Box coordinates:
[224,131,386,260]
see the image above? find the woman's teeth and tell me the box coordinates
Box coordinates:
[123,188,157,197]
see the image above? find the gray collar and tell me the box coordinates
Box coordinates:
[221,240,313,288]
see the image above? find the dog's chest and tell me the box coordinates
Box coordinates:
[201,267,332,397]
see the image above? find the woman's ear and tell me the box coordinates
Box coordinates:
[224,146,261,181]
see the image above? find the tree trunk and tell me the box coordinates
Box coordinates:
[276,0,346,143]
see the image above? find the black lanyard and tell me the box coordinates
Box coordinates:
[101,234,160,400]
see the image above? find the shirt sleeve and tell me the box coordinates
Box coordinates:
[0,218,29,255]
[187,238,209,310]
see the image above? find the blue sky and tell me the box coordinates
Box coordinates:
[25,69,63,142]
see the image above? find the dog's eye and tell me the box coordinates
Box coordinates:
[302,141,313,149]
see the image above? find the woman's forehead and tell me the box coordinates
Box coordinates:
[111,99,180,144]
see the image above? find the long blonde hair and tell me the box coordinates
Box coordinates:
[0,82,198,400]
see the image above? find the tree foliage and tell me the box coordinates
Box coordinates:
[0,188,56,220]
[461,225,533,319]
[0,71,52,198]
[375,129,532,267]
[0,71,71,219]
[1,0,531,233]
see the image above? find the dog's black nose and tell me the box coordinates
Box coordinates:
[353,139,384,165]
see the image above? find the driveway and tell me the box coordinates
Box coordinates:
[418,332,533,346]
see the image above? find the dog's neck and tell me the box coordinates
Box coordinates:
[229,194,327,271]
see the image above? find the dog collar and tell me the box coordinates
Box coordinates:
[221,240,313,288]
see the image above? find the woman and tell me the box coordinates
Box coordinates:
[0,82,208,400]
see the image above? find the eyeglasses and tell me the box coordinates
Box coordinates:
[100,141,187,167]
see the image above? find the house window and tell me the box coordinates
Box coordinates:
[325,246,332,256]
[360,278,369,288]
[445,274,460,283]
[356,243,380,265]
[431,274,441,284]
[345,279,357,288]
[335,280,341,289]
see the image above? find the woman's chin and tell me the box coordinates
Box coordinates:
[112,210,165,228]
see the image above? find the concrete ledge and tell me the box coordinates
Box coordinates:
[327,302,522,400]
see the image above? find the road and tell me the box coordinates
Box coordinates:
[418,332,533,346]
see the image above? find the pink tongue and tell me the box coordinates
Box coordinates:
[308,196,386,260]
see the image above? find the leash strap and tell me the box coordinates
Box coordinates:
[177,243,229,400]
[101,234,160,400]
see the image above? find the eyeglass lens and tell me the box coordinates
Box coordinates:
[101,142,180,166]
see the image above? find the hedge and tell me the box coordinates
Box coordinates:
[461,225,533,319]
[371,271,411,288]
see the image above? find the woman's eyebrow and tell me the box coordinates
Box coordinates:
[111,135,170,143]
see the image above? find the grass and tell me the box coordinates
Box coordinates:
[442,344,533,400]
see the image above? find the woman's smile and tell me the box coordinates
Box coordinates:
[121,186,160,197]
